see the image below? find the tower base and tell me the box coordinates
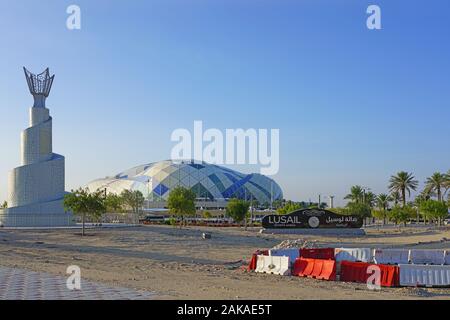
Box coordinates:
[0,199,74,227]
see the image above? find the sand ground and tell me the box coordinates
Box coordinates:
[1,224,450,300]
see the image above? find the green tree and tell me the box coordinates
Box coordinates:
[271,199,286,210]
[120,190,145,214]
[419,199,448,226]
[327,207,347,215]
[372,209,386,222]
[105,193,124,213]
[64,188,89,236]
[389,205,416,226]
[63,188,106,236]
[345,202,372,218]
[307,202,328,209]
[88,190,107,224]
[226,199,250,229]
[167,187,196,228]
[344,185,364,204]
[0,201,7,209]
[425,172,447,202]
[203,211,212,219]
[415,189,432,206]
[120,190,145,223]
[376,193,391,224]
[388,171,419,207]
[277,201,303,215]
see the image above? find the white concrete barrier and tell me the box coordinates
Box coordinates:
[255,255,291,276]
[399,264,450,287]
[410,250,445,265]
[255,255,266,273]
[269,248,299,266]
[334,248,373,263]
[373,249,410,265]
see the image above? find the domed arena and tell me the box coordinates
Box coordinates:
[86,160,283,206]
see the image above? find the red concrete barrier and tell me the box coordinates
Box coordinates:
[311,259,324,278]
[378,264,400,287]
[341,261,367,282]
[293,258,336,281]
[340,261,369,283]
[317,259,337,280]
[248,250,269,271]
[340,261,399,287]
[293,258,310,276]
[300,248,335,260]
[303,258,316,276]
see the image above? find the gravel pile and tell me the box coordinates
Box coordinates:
[401,287,435,298]
[271,239,319,250]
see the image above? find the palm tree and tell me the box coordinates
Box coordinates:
[376,194,390,211]
[444,170,450,199]
[344,185,364,204]
[376,193,391,225]
[364,191,376,208]
[414,190,431,206]
[425,172,446,202]
[388,171,419,207]
[390,191,401,206]
[421,186,435,199]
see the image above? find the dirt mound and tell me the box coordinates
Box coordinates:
[271,239,318,250]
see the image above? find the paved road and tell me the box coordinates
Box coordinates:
[0,266,154,300]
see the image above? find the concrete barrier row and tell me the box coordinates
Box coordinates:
[267,247,450,265]
[253,254,450,287]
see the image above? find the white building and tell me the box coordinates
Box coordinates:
[0,68,73,227]
[87,159,283,209]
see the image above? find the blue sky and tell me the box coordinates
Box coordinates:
[0,0,449,206]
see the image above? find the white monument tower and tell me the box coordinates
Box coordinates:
[0,68,73,227]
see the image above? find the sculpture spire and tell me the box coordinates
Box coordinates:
[23,67,55,108]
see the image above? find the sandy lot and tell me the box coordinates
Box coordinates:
[1,225,450,300]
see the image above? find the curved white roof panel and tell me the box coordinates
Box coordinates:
[86,160,283,204]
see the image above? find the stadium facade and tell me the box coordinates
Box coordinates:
[87,160,283,207]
